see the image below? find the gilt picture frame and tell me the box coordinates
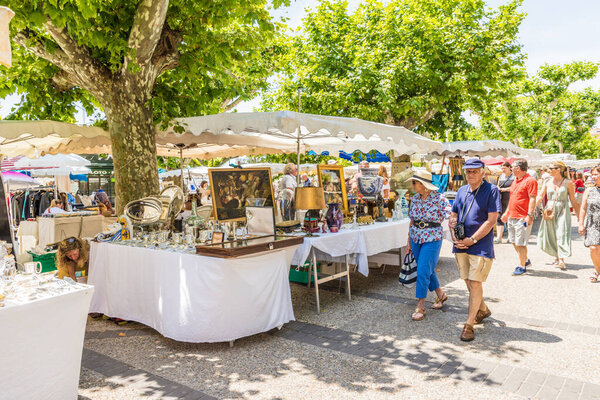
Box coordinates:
[317,164,348,212]
[208,167,275,222]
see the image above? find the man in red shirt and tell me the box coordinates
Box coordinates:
[501,158,538,275]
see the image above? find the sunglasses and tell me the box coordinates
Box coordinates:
[549,167,560,170]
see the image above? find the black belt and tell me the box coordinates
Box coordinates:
[412,220,441,229]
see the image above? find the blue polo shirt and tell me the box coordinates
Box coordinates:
[451,180,501,258]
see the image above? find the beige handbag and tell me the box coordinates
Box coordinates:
[543,180,563,221]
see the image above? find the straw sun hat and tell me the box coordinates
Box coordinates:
[406,170,438,191]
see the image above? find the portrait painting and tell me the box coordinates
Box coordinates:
[208,168,275,222]
[317,164,348,212]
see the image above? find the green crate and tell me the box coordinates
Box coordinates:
[28,251,57,273]
[289,261,319,284]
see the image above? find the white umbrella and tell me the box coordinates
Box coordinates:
[13,153,91,169]
[30,166,92,177]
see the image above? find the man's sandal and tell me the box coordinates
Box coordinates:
[591,272,600,283]
[412,307,426,321]
[432,293,448,310]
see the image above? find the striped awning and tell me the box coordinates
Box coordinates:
[0,155,25,171]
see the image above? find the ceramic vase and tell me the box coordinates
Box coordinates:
[357,168,384,197]
[325,203,344,231]
[396,189,410,218]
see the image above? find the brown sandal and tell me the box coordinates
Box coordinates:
[411,307,426,321]
[432,293,448,310]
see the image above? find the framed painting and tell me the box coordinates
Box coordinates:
[208,167,275,222]
[317,164,348,212]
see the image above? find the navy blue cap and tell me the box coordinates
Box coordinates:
[463,158,485,169]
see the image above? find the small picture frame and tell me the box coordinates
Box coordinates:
[211,231,224,244]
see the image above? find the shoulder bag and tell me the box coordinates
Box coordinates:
[398,252,417,287]
[543,180,564,221]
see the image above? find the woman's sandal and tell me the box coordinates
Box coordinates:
[411,307,426,321]
[591,271,600,283]
[558,261,567,270]
[432,293,448,310]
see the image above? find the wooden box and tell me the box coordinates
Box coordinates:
[195,234,304,258]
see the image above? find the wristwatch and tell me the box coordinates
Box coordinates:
[470,236,478,244]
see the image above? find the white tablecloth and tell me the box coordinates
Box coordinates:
[88,242,297,343]
[292,219,411,277]
[0,286,93,400]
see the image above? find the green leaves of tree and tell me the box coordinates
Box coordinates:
[476,61,600,158]
[262,0,525,136]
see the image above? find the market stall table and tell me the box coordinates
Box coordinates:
[291,219,411,313]
[0,284,93,400]
[38,214,104,246]
[88,241,298,343]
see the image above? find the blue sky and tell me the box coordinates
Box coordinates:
[1,0,599,118]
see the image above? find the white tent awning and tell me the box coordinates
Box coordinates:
[159,111,442,156]
[436,140,543,159]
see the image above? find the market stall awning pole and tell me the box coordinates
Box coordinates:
[296,88,302,186]
[179,146,184,192]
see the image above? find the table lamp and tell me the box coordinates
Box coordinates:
[295,187,326,235]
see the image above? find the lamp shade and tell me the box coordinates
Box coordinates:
[295,186,326,210]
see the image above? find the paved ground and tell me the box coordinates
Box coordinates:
[78,217,600,399]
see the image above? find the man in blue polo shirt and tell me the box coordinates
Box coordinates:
[449,159,501,342]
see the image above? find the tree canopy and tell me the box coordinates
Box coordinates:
[262,0,525,136]
[1,0,288,209]
[474,61,600,158]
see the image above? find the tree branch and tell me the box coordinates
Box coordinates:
[489,119,505,136]
[43,18,111,90]
[545,98,559,130]
[151,23,181,77]
[127,0,170,71]
[221,90,257,112]
[13,31,71,71]
[51,70,77,92]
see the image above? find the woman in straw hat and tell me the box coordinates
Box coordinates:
[534,161,579,270]
[406,170,450,321]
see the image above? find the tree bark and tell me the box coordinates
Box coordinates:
[103,89,160,213]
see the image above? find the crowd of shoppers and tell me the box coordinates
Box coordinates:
[405,157,599,342]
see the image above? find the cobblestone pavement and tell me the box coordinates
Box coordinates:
[79,217,600,399]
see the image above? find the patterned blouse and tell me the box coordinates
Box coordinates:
[409,191,450,244]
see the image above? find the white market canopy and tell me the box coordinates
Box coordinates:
[158,111,443,156]
[0,120,285,159]
[529,153,577,167]
[568,159,599,169]
[434,140,543,159]
[13,153,91,169]
[0,120,110,158]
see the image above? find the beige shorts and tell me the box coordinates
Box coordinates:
[455,253,494,282]
[507,218,530,246]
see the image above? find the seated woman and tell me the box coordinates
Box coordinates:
[43,199,67,216]
[56,237,90,280]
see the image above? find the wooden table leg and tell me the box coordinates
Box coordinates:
[312,250,321,314]
[345,254,351,301]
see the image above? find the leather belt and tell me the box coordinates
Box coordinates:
[412,220,441,229]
